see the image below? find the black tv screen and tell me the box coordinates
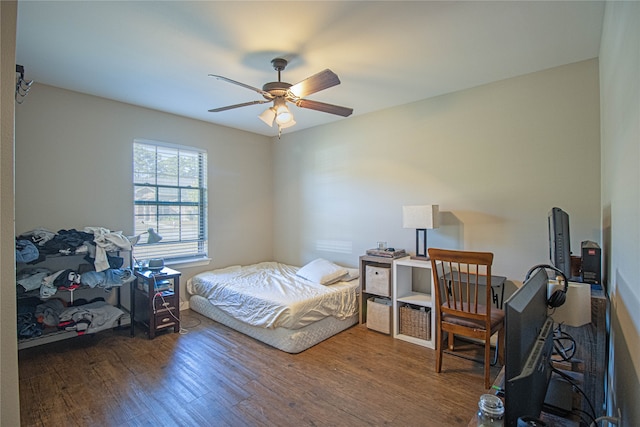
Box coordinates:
[504,267,551,427]
[506,317,555,427]
[548,207,571,278]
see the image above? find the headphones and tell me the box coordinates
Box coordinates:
[524,264,568,308]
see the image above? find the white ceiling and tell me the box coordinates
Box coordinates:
[16,1,604,137]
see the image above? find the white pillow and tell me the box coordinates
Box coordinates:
[343,268,360,282]
[297,258,349,285]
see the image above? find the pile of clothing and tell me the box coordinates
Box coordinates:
[17,266,135,299]
[16,226,135,272]
[17,297,125,339]
[15,226,136,340]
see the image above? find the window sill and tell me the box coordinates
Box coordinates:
[165,257,212,270]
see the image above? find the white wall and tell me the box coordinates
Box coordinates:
[600,2,640,425]
[1,2,20,425]
[274,60,601,284]
[14,84,274,293]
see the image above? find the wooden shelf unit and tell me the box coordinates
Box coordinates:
[392,256,437,349]
[17,251,132,350]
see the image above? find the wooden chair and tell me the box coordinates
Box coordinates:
[428,248,505,389]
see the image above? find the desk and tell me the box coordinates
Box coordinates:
[467,368,579,427]
[444,272,507,309]
[468,287,607,426]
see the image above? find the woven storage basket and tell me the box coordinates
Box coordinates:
[399,305,431,340]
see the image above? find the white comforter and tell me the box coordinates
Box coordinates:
[187,262,358,329]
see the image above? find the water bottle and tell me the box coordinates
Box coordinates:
[477,393,504,427]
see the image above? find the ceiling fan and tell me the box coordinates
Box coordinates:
[208,58,353,135]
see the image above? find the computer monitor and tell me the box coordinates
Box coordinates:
[505,317,555,427]
[548,207,571,278]
[504,267,552,427]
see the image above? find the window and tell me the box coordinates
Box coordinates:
[133,139,207,264]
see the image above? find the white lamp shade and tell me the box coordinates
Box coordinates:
[279,119,296,129]
[403,205,440,229]
[258,108,275,127]
[275,107,293,125]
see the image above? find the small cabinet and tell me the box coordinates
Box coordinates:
[392,257,437,349]
[132,267,181,339]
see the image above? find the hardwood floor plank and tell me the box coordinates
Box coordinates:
[19,311,499,427]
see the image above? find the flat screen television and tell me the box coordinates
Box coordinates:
[504,267,553,427]
[548,207,571,278]
[505,317,555,427]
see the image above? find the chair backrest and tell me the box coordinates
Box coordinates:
[428,248,494,324]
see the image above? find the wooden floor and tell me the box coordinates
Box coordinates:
[18,311,500,427]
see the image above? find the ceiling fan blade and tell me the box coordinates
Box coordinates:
[208,100,270,113]
[289,69,340,98]
[209,74,273,98]
[295,99,353,117]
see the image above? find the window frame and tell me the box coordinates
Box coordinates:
[132,139,208,265]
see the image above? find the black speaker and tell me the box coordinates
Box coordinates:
[581,241,601,284]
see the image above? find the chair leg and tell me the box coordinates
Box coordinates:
[484,336,491,389]
[448,332,455,351]
[491,338,499,366]
[498,328,505,366]
[490,329,505,366]
[435,327,443,373]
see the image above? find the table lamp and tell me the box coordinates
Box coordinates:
[128,227,163,246]
[402,205,439,258]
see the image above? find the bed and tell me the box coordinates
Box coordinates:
[187,260,360,353]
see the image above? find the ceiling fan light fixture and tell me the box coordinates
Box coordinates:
[208,57,352,134]
[258,107,275,127]
[279,119,296,129]
[275,108,293,125]
[274,97,294,125]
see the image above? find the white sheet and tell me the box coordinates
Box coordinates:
[186,262,358,329]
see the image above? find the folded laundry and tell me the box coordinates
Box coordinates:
[34,299,66,327]
[59,300,124,335]
[80,268,135,290]
[15,239,39,263]
[16,267,51,292]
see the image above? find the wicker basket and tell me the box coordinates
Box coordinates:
[399,305,431,340]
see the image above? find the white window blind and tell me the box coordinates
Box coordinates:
[133,139,208,263]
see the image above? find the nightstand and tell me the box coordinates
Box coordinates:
[132,267,181,339]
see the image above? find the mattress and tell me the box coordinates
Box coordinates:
[189,295,358,353]
[186,261,359,329]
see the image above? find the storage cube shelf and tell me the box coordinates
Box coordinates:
[359,255,394,329]
[360,254,438,346]
[392,257,437,349]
